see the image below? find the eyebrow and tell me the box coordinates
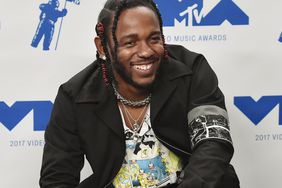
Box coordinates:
[149,31,162,37]
[119,31,162,41]
[119,34,138,42]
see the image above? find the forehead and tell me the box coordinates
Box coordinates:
[115,6,160,38]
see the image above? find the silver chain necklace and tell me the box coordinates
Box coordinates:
[112,83,151,107]
[120,102,148,141]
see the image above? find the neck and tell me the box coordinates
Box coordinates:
[114,81,150,102]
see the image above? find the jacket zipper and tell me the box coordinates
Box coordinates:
[103,180,114,188]
[154,134,191,185]
[103,150,125,188]
[103,162,123,188]
[154,134,192,157]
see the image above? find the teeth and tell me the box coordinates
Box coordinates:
[134,64,152,71]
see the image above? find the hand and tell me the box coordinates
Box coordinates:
[62,9,68,15]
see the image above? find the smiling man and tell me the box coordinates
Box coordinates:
[39,0,239,188]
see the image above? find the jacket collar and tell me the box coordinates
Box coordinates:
[74,57,192,138]
[150,57,192,121]
[74,70,125,139]
[75,58,192,103]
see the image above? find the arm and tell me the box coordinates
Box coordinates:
[58,9,68,17]
[178,54,235,188]
[40,86,84,188]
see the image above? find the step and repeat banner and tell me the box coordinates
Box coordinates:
[0,0,281,187]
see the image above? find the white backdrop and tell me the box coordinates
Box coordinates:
[0,0,281,187]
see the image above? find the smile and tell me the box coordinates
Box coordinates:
[133,64,153,71]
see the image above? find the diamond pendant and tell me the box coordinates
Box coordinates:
[132,122,141,142]
[133,123,139,130]
[133,134,139,141]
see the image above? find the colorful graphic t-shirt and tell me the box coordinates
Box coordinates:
[113,106,183,188]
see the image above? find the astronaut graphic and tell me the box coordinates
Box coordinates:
[31,0,67,50]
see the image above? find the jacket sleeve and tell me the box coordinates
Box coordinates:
[178,54,234,188]
[40,86,84,188]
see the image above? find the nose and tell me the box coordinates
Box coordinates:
[137,41,154,58]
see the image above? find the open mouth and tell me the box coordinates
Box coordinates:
[132,63,153,71]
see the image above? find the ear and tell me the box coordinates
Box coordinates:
[94,36,105,57]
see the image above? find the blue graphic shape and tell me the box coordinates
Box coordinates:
[155,0,249,27]
[234,96,282,125]
[155,0,202,26]
[31,0,67,50]
[279,32,282,43]
[66,0,80,5]
[0,101,53,131]
[199,0,249,25]
[136,156,167,181]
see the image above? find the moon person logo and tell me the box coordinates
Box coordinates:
[31,0,80,51]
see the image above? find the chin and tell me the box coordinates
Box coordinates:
[133,78,155,90]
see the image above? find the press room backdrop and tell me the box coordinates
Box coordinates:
[0,0,281,187]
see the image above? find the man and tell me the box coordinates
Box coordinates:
[40,0,239,187]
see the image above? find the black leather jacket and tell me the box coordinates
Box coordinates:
[40,45,239,188]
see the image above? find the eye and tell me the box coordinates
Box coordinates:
[150,35,162,44]
[123,41,136,48]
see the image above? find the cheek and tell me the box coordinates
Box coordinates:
[153,44,165,56]
[117,49,135,63]
[117,44,165,62]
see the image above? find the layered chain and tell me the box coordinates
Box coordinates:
[112,83,151,107]
[120,102,148,134]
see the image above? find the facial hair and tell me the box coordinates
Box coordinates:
[111,56,159,91]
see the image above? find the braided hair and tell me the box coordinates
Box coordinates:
[95,0,168,86]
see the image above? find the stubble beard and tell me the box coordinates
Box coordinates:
[111,59,157,91]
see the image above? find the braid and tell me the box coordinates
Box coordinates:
[112,0,128,65]
[148,0,169,58]
[95,6,116,85]
[148,0,164,35]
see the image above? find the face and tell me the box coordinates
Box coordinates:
[109,6,164,90]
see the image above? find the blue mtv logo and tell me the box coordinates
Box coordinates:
[279,32,282,43]
[31,0,80,51]
[0,101,53,131]
[234,96,282,125]
[155,0,249,27]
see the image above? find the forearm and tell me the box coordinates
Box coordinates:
[40,86,84,188]
[177,141,233,188]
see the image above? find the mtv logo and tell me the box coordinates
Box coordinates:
[279,32,282,43]
[155,0,249,27]
[234,96,282,125]
[0,101,53,131]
